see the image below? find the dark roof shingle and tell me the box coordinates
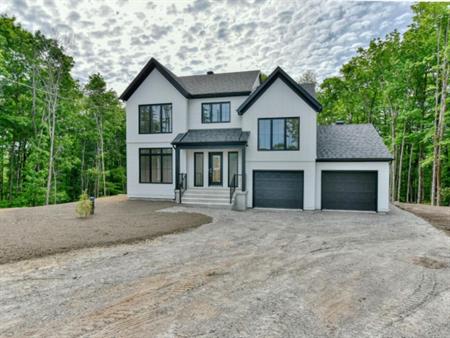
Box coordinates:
[172,128,250,146]
[317,124,393,161]
[177,71,260,96]
[120,58,260,100]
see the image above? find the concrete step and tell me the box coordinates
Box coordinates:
[181,188,232,207]
[182,196,230,203]
[183,192,229,198]
[182,200,231,206]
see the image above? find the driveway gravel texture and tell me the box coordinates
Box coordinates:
[1,205,450,337]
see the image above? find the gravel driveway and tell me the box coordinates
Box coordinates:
[1,205,449,337]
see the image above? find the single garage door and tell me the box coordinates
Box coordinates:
[253,171,303,209]
[321,171,377,211]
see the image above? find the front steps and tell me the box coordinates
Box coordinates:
[181,187,231,207]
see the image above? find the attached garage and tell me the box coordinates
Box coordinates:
[321,171,377,211]
[253,171,303,209]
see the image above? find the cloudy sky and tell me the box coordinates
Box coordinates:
[3,0,413,94]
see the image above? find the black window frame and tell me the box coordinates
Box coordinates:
[139,103,172,134]
[139,148,173,184]
[257,117,300,151]
[228,151,239,187]
[201,102,231,124]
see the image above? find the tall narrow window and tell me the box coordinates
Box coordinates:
[194,152,204,187]
[139,104,172,134]
[258,117,300,151]
[228,152,238,187]
[258,119,271,150]
[139,148,173,183]
[202,102,231,123]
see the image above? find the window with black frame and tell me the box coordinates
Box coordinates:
[139,148,173,183]
[258,117,299,150]
[202,102,230,123]
[139,104,172,134]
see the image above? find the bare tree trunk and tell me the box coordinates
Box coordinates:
[45,92,58,205]
[406,144,414,203]
[98,116,107,197]
[389,106,397,201]
[396,123,406,202]
[80,142,85,193]
[436,17,449,206]
[417,143,423,204]
[431,19,443,206]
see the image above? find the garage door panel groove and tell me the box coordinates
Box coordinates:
[322,171,377,211]
[254,171,303,209]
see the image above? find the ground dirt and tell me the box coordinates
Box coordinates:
[0,195,211,264]
[396,202,450,236]
[0,205,449,337]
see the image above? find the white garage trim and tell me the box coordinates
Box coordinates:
[315,162,390,212]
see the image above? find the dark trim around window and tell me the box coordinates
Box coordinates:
[228,151,238,187]
[257,117,300,151]
[194,152,204,187]
[201,102,231,123]
[139,148,173,184]
[138,103,172,134]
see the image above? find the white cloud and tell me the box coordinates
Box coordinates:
[2,0,413,94]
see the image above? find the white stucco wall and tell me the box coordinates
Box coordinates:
[125,69,188,199]
[241,77,318,209]
[187,96,246,129]
[315,161,390,212]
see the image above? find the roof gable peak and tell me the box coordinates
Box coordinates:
[236,66,322,115]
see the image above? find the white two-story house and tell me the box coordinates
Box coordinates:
[120,58,392,212]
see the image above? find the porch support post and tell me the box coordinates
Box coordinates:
[241,145,246,191]
[175,146,180,189]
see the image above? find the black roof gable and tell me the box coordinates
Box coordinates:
[236,66,322,114]
[119,58,190,101]
[119,58,260,101]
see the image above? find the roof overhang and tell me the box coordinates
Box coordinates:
[237,66,322,115]
[172,141,248,149]
[120,58,258,101]
[120,58,190,101]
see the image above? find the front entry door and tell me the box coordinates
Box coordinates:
[208,152,223,186]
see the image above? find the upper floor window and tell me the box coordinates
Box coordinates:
[258,117,299,151]
[202,102,230,123]
[139,104,172,134]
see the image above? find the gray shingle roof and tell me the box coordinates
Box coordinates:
[119,58,261,100]
[172,128,250,146]
[177,71,260,96]
[317,124,393,161]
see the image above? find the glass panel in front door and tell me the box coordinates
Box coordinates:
[212,155,221,183]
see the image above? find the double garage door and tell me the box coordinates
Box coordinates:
[253,170,378,211]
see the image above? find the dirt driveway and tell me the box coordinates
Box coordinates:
[0,195,211,264]
[1,205,450,337]
[396,202,450,236]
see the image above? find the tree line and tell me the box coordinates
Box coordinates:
[0,16,126,207]
[317,3,450,206]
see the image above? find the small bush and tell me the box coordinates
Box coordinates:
[76,191,92,218]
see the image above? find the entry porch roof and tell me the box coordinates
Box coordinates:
[171,128,250,148]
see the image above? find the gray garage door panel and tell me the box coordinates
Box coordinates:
[254,171,303,209]
[322,171,377,211]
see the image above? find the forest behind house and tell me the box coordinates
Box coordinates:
[0,2,449,208]
[318,3,450,206]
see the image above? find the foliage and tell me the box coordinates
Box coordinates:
[75,191,92,218]
[317,3,450,205]
[0,16,126,207]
